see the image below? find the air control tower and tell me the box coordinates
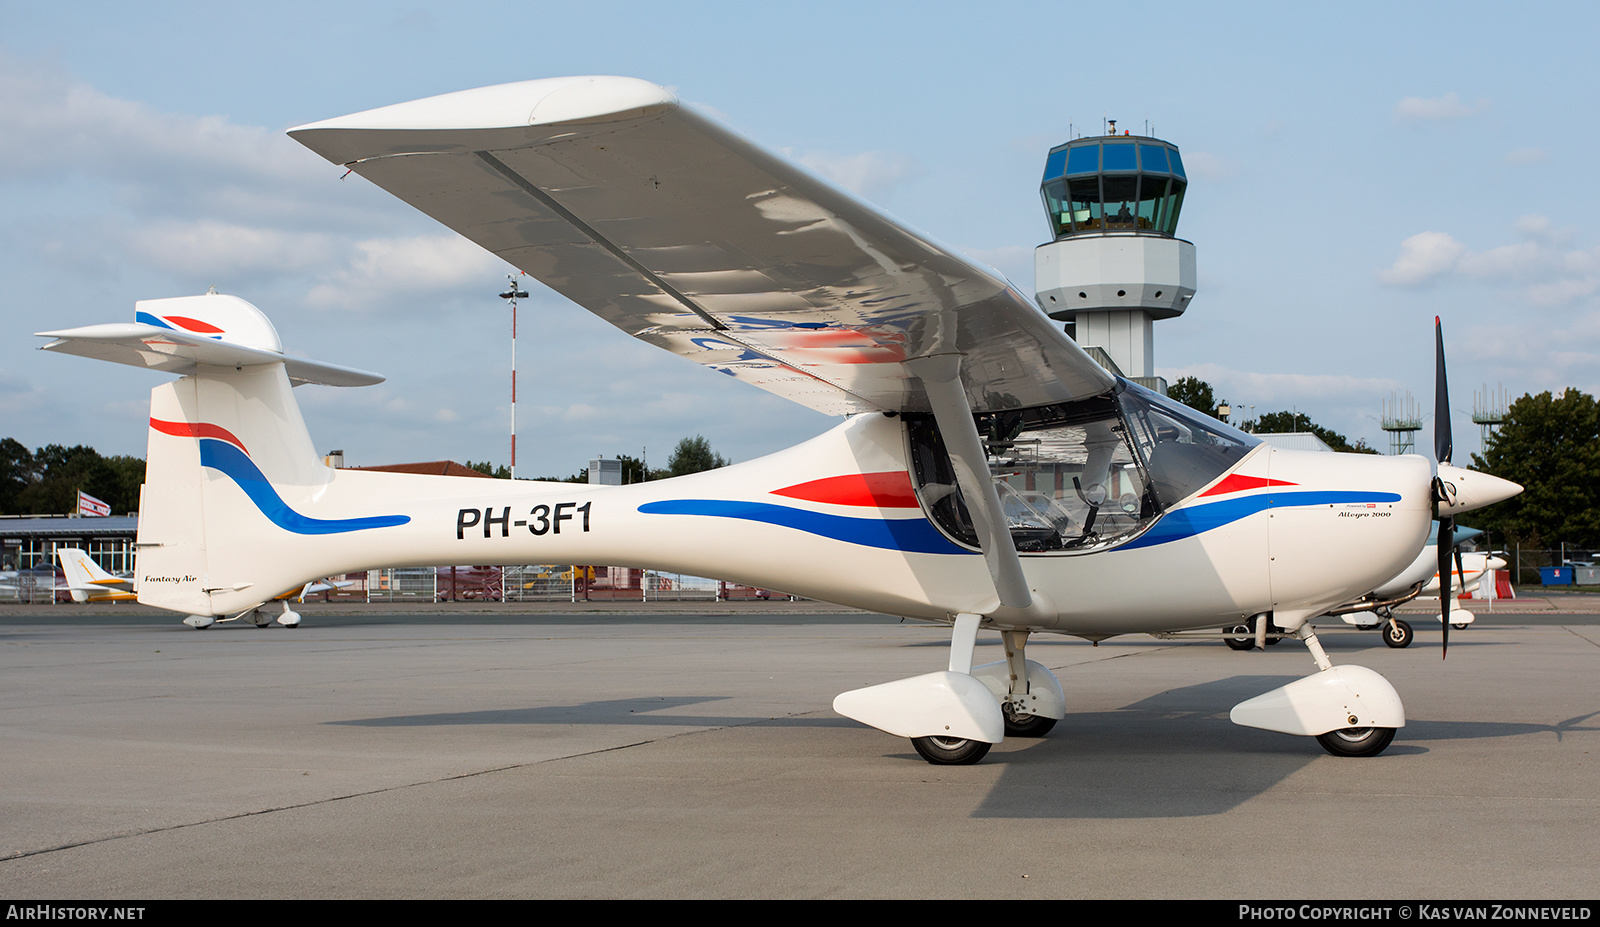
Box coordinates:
[1034,130,1195,392]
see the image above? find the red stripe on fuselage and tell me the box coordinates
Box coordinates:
[149,418,249,455]
[1200,473,1298,496]
[771,472,920,508]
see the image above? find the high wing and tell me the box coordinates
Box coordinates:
[289,76,1113,415]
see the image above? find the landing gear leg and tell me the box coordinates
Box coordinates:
[999,630,1057,737]
[1299,627,1398,757]
[832,614,1006,764]
[909,614,994,764]
[1230,626,1404,758]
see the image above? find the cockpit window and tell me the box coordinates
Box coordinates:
[1116,381,1257,507]
[909,381,1259,554]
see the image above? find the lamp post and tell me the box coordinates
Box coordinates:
[499,274,529,479]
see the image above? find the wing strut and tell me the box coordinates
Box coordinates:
[906,355,1032,611]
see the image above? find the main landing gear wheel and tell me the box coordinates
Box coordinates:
[1452,622,1468,630]
[1002,705,1058,738]
[911,736,992,765]
[1383,619,1414,649]
[1224,623,1255,651]
[1315,726,1396,757]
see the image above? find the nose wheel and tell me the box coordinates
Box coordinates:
[1383,619,1414,649]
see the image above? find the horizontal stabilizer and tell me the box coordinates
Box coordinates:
[37,294,382,388]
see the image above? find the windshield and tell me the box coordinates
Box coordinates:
[909,381,1258,554]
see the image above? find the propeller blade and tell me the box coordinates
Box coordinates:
[1434,317,1453,467]
[1438,518,1454,659]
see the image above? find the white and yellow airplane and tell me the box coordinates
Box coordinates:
[55,548,137,602]
[37,77,1520,763]
[54,546,350,626]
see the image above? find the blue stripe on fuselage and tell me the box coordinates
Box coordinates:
[199,439,410,535]
[637,499,966,554]
[1118,491,1402,551]
[641,490,1402,555]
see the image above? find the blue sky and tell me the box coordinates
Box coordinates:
[4,2,1597,476]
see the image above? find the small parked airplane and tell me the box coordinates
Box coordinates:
[1223,526,1508,650]
[54,546,351,626]
[38,77,1520,762]
[55,547,137,602]
[1335,543,1507,647]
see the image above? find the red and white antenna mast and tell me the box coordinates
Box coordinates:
[498,273,529,479]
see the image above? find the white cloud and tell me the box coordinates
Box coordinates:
[1378,217,1600,305]
[1512,214,1575,246]
[122,220,340,277]
[1377,231,1466,286]
[1162,363,1403,406]
[786,149,920,202]
[1393,92,1490,124]
[305,233,512,311]
[1457,311,1600,395]
[0,54,317,193]
[1505,147,1549,165]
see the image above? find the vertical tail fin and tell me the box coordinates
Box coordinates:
[137,361,331,613]
[36,293,385,617]
[55,548,131,603]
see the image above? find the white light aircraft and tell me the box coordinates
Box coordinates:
[54,546,351,626]
[37,77,1521,763]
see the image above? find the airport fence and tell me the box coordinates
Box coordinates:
[274,565,799,605]
[0,568,68,604]
[1508,547,1598,586]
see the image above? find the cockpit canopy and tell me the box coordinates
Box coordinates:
[910,381,1257,553]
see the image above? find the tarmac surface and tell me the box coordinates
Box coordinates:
[1,596,1597,899]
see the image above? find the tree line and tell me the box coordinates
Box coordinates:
[466,434,730,484]
[1,433,730,517]
[1167,376,1378,453]
[1,439,146,517]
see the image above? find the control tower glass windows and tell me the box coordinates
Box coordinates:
[1138,174,1169,231]
[1068,178,1103,232]
[1102,140,1137,171]
[1039,137,1187,238]
[1066,145,1099,175]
